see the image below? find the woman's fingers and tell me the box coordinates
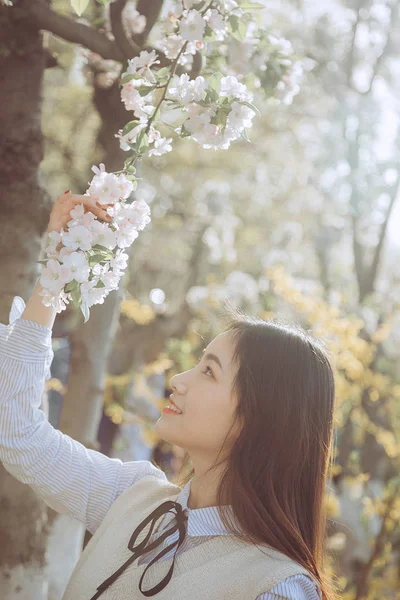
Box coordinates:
[68,194,113,222]
[54,192,113,223]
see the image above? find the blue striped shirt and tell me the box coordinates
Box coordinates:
[0,297,321,600]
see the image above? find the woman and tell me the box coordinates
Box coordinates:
[0,192,337,599]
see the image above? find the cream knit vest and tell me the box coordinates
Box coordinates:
[62,475,317,600]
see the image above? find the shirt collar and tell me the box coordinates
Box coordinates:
[173,477,238,537]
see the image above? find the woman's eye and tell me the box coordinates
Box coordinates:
[202,365,213,378]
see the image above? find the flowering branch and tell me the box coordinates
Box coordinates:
[33,0,305,322]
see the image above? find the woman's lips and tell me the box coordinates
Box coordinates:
[169,394,183,412]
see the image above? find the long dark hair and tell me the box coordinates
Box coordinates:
[171,310,337,600]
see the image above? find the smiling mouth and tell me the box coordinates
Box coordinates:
[164,405,182,414]
[169,395,183,413]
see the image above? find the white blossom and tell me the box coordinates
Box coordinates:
[220,76,253,102]
[148,136,173,156]
[205,9,227,40]
[88,165,134,204]
[156,34,184,60]
[39,287,70,312]
[62,225,94,252]
[110,251,129,275]
[115,222,140,248]
[80,280,107,307]
[40,259,71,294]
[89,221,118,250]
[179,9,206,42]
[61,251,90,284]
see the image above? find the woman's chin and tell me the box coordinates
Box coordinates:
[154,416,183,445]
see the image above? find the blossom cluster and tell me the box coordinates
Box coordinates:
[40,1,302,321]
[111,0,305,159]
[114,0,261,157]
[39,164,150,321]
[116,58,258,155]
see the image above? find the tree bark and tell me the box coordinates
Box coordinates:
[0,4,52,598]
[58,286,124,446]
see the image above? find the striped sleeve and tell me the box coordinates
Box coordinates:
[0,297,167,534]
[256,574,321,600]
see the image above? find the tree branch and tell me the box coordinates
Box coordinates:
[354,484,398,600]
[363,178,399,300]
[351,212,365,302]
[363,3,398,97]
[24,0,177,73]
[189,50,204,79]
[25,0,126,61]
[109,0,141,59]
[132,0,164,48]
[345,5,362,88]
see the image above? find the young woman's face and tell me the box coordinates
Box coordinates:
[155,331,241,460]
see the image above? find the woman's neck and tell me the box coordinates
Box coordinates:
[187,467,227,509]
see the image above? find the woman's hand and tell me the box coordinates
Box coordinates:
[47,190,113,234]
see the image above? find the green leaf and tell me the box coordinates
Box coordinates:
[122,120,142,137]
[155,67,170,80]
[208,72,223,94]
[71,0,90,17]
[70,285,81,305]
[120,74,138,86]
[215,107,229,129]
[92,244,113,255]
[138,133,149,153]
[179,124,192,139]
[88,254,107,266]
[232,21,248,43]
[228,15,239,32]
[203,24,215,40]
[239,128,252,143]
[240,100,261,116]
[227,15,248,42]
[137,85,155,97]
[206,88,219,103]
[238,1,265,11]
[64,280,79,294]
[80,302,90,323]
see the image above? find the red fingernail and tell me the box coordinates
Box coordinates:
[64,189,71,194]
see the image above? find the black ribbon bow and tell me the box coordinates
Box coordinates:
[89,500,188,599]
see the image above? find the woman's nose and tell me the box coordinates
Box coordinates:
[169,376,186,395]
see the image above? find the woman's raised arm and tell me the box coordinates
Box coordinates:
[0,188,167,533]
[0,296,167,534]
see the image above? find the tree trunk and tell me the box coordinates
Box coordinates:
[58,287,124,446]
[0,4,53,598]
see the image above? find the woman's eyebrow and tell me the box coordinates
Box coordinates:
[202,349,223,371]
